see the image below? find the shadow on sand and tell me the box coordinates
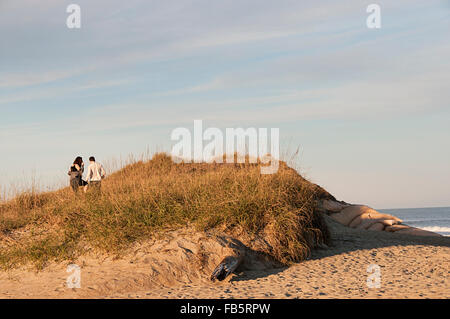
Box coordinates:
[229,215,450,282]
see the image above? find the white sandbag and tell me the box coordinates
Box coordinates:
[330,205,369,225]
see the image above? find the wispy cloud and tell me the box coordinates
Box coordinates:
[0,78,134,105]
[0,69,80,88]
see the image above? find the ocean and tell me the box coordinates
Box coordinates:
[379,207,450,237]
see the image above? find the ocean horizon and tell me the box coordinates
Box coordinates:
[379,206,450,236]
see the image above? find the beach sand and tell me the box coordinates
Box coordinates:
[0,218,448,299]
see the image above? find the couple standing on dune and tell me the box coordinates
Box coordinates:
[68,156,106,193]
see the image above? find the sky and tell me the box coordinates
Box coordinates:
[0,0,449,208]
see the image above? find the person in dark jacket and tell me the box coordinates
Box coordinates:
[68,156,86,193]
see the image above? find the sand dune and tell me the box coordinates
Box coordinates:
[1,217,448,299]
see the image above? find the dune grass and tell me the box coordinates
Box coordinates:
[0,153,332,270]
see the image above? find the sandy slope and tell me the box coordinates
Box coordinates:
[0,218,448,299]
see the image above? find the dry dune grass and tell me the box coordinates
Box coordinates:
[0,153,331,270]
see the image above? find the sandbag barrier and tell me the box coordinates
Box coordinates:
[317,200,441,237]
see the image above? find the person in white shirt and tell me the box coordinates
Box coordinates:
[85,156,106,192]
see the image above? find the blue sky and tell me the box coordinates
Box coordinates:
[0,0,449,208]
